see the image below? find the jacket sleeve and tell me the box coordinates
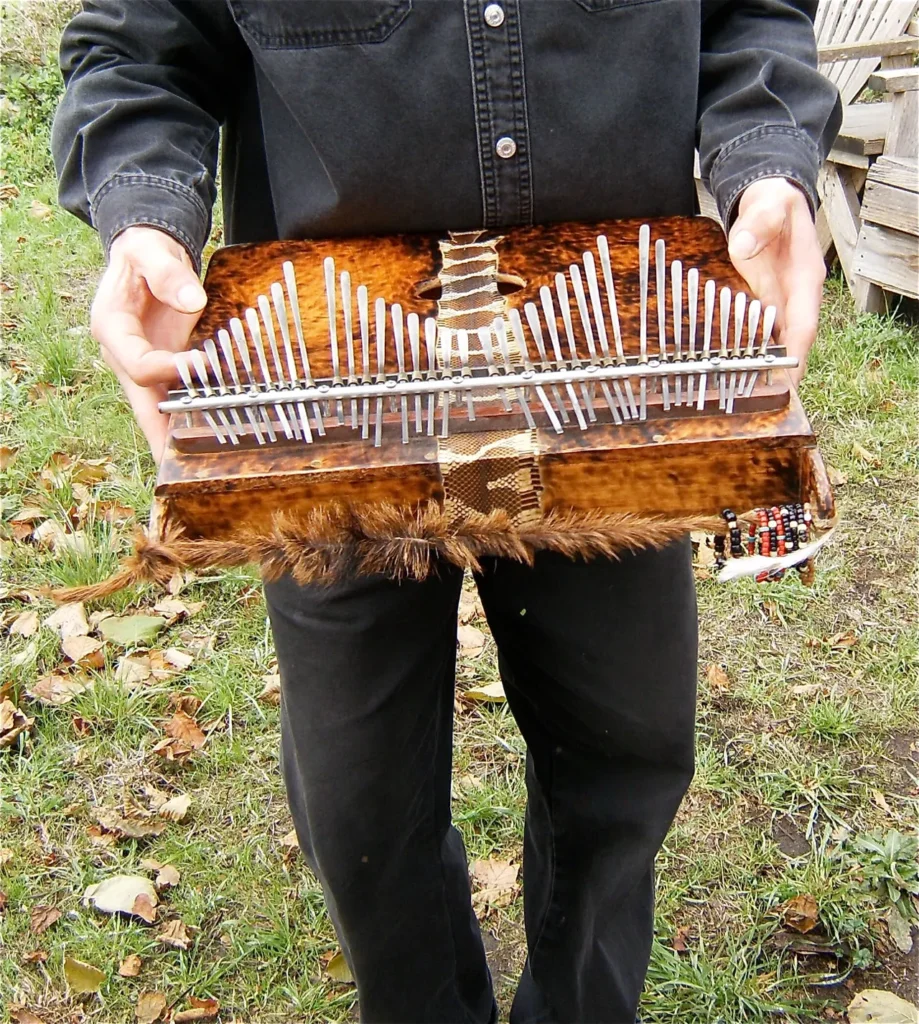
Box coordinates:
[698,0,842,227]
[52,0,244,270]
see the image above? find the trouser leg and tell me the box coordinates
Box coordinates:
[474,541,698,1024]
[265,569,495,1024]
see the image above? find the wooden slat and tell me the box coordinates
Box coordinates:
[868,67,919,91]
[868,154,919,190]
[827,146,870,170]
[837,1,918,105]
[854,222,919,296]
[817,164,864,289]
[861,179,919,235]
[835,101,891,156]
[819,33,919,62]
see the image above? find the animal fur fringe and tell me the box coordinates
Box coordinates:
[45,504,733,603]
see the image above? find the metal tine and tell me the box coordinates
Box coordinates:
[340,271,359,430]
[244,308,280,442]
[358,285,372,440]
[571,261,621,425]
[526,300,577,427]
[508,307,564,433]
[204,337,246,438]
[671,260,683,406]
[190,348,237,445]
[655,238,671,410]
[638,223,650,420]
[456,328,477,423]
[491,317,536,428]
[686,267,699,406]
[540,285,587,429]
[597,234,637,419]
[424,317,437,436]
[745,304,776,397]
[406,313,425,432]
[391,303,410,443]
[322,257,345,423]
[718,286,731,410]
[258,294,302,441]
[697,279,716,411]
[556,272,596,422]
[477,319,511,411]
[228,319,266,444]
[726,291,746,414]
[373,296,386,448]
[737,298,761,397]
[440,325,453,438]
[177,351,226,445]
[274,278,323,437]
[583,250,629,421]
[217,328,254,440]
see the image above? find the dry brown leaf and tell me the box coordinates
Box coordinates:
[155,864,180,889]
[851,441,880,466]
[671,925,693,952]
[43,602,89,640]
[63,955,106,994]
[22,950,49,963]
[28,674,89,705]
[162,648,195,671]
[0,699,34,748]
[259,673,281,704]
[827,630,859,649]
[174,998,219,1023]
[118,953,143,977]
[9,610,39,637]
[83,875,158,921]
[164,710,206,749]
[93,806,167,840]
[61,635,105,669]
[780,893,819,934]
[71,715,93,737]
[157,794,191,822]
[471,858,519,911]
[704,663,731,692]
[0,848,13,867]
[135,990,168,1024]
[152,598,204,624]
[29,200,54,222]
[457,624,487,656]
[132,893,158,924]
[116,655,154,686]
[826,465,847,488]
[847,989,918,1023]
[0,445,19,469]
[10,1007,46,1024]
[156,918,193,950]
[461,681,506,704]
[458,591,483,625]
[29,905,62,935]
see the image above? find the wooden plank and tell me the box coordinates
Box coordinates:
[910,13,919,34]
[869,154,919,190]
[854,222,919,296]
[835,101,891,156]
[868,67,919,92]
[886,90,919,157]
[819,33,919,62]
[861,179,919,236]
[827,146,870,170]
[817,164,865,288]
[838,2,918,105]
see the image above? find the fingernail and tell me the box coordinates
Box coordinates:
[177,283,206,313]
[729,229,757,261]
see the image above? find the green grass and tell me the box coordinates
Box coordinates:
[2,5,918,1022]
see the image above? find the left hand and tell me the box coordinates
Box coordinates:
[727,177,826,387]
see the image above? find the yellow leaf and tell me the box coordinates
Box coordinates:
[64,955,106,994]
[325,950,354,984]
[135,990,168,1024]
[462,681,506,704]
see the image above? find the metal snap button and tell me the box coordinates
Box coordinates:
[484,3,505,28]
[495,136,517,159]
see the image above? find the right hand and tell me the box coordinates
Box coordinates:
[91,225,207,463]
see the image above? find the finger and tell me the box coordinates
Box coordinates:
[115,370,171,464]
[779,274,823,386]
[92,301,182,387]
[135,245,207,314]
[729,200,788,263]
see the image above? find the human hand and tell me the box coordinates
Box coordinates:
[91,225,207,463]
[727,177,826,387]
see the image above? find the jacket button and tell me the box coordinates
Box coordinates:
[483,4,505,27]
[495,136,517,159]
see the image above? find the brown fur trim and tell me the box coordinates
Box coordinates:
[45,504,741,603]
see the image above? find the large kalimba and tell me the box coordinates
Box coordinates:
[54,215,836,600]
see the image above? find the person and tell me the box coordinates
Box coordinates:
[53,3,840,1021]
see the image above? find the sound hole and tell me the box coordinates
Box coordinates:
[414,272,527,300]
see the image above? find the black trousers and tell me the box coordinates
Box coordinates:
[264,541,697,1024]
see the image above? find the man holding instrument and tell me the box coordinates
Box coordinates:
[53,3,839,1021]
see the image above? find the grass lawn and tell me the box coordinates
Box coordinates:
[1,4,917,1022]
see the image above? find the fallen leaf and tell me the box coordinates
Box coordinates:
[0,699,34,748]
[156,918,193,950]
[325,950,354,984]
[827,630,858,649]
[72,715,93,736]
[28,674,89,705]
[94,500,136,525]
[0,848,13,866]
[0,445,19,469]
[471,857,520,912]
[9,610,38,637]
[116,655,155,686]
[791,683,826,697]
[100,614,166,647]
[162,648,194,671]
[10,1008,45,1024]
[61,635,105,669]
[851,442,880,466]
[29,905,62,934]
[671,925,693,952]
[258,673,281,704]
[461,681,506,704]
[168,693,202,716]
[64,955,106,994]
[164,711,206,750]
[885,905,914,955]
[22,950,49,963]
[826,465,847,488]
[93,806,167,840]
[43,602,89,640]
[155,864,180,889]
[153,598,204,624]
[174,997,220,1023]
[871,789,895,817]
[157,794,191,822]
[281,829,299,849]
[69,457,111,485]
[118,954,143,977]
[704,663,731,692]
[847,989,918,1023]
[458,591,484,625]
[135,990,168,1024]
[29,200,54,222]
[83,875,158,921]
[457,624,486,656]
[780,893,819,934]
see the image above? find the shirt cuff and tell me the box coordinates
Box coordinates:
[707,125,820,229]
[89,173,211,272]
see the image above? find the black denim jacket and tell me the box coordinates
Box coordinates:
[52,0,841,271]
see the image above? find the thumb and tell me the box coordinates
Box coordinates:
[729,199,787,263]
[139,246,207,315]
